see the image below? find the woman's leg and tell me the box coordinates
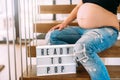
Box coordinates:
[73,27,118,80]
[49,26,85,45]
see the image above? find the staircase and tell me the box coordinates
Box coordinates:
[20,2,120,80]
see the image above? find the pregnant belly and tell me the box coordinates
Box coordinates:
[77,3,119,30]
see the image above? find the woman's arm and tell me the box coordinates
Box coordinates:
[49,1,83,31]
[62,1,83,26]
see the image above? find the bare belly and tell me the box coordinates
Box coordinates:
[77,3,119,30]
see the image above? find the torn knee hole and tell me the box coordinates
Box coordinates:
[74,44,89,63]
[87,67,97,72]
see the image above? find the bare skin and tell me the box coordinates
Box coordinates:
[77,3,119,29]
[49,0,119,31]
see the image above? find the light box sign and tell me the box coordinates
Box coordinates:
[36,44,76,76]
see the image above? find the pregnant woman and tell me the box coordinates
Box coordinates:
[46,0,120,80]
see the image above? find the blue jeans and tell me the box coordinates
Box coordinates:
[46,26,118,80]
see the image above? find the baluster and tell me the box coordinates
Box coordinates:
[70,0,72,5]
[32,0,34,46]
[18,0,23,79]
[5,0,11,79]
[24,0,28,75]
[27,0,32,70]
[53,0,56,20]
[11,0,17,79]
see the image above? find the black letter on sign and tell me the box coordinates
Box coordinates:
[54,49,57,55]
[55,66,58,73]
[58,57,62,64]
[51,57,54,64]
[60,48,63,55]
[46,48,49,55]
[41,49,44,55]
[47,67,50,74]
[67,48,69,54]
[61,66,64,72]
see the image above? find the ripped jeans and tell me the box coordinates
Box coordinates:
[46,26,118,80]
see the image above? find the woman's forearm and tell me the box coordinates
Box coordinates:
[62,1,83,26]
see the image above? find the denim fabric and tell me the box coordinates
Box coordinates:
[46,26,118,80]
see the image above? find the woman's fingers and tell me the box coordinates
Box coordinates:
[49,23,66,32]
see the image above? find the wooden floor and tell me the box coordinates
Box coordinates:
[20,65,120,80]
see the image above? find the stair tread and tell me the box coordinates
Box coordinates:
[28,39,47,46]
[30,39,120,47]
[117,5,120,13]
[34,20,120,33]
[39,5,120,14]
[35,20,78,23]
[27,39,120,57]
[35,20,120,24]
[39,5,76,14]
[21,65,120,80]
[34,20,78,33]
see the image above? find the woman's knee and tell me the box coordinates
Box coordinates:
[45,30,61,44]
[73,41,97,63]
[45,30,56,44]
[50,30,61,39]
[73,43,89,63]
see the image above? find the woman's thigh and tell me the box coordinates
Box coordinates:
[49,26,84,44]
[74,27,118,54]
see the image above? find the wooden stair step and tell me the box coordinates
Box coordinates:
[27,40,120,57]
[27,39,46,57]
[39,5,120,14]
[19,65,120,80]
[33,20,78,33]
[118,6,120,13]
[33,20,120,33]
[39,5,76,14]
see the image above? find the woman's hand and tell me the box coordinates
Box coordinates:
[49,23,67,31]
